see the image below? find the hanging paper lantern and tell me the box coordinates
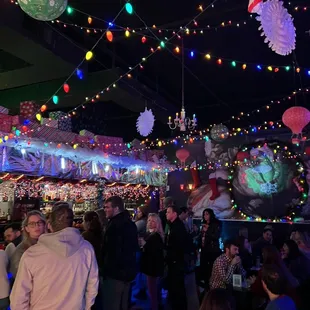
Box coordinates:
[282,106,310,144]
[210,124,229,141]
[40,105,47,112]
[63,83,70,93]
[136,108,155,137]
[141,36,147,43]
[255,0,296,56]
[106,31,113,42]
[17,0,68,21]
[176,148,190,167]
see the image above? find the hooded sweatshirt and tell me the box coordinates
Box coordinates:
[10,227,99,310]
[0,250,10,299]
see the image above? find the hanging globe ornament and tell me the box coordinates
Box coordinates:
[17,0,68,21]
[210,124,229,141]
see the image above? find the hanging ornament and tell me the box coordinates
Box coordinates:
[125,2,133,14]
[136,108,155,137]
[176,148,190,168]
[36,113,42,121]
[63,83,70,93]
[106,31,113,42]
[85,51,93,61]
[52,95,59,104]
[17,0,67,21]
[282,106,310,144]
[248,0,263,13]
[210,124,229,141]
[254,0,296,56]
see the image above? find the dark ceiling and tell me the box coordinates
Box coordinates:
[1,0,310,141]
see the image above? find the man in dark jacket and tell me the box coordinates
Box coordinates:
[159,197,174,234]
[166,205,192,310]
[102,196,139,310]
[252,225,273,261]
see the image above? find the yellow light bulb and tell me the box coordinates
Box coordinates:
[125,30,130,37]
[85,51,93,61]
[205,54,211,60]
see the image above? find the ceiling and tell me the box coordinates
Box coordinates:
[0,0,310,141]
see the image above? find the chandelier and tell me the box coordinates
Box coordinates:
[167,39,197,132]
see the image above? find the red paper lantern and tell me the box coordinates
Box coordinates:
[236,151,250,162]
[176,148,190,167]
[282,106,310,144]
[63,83,70,93]
[106,31,113,42]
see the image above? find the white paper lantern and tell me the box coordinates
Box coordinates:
[256,0,296,56]
[136,108,155,137]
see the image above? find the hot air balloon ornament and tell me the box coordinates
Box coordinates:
[176,148,190,168]
[282,106,310,144]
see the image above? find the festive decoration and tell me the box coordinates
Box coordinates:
[136,108,155,137]
[176,148,190,167]
[255,0,296,56]
[52,95,59,104]
[248,0,262,13]
[104,184,150,203]
[106,31,113,42]
[125,2,133,15]
[210,124,229,141]
[63,83,70,93]
[282,107,310,144]
[17,0,67,21]
[85,51,93,61]
[230,141,307,222]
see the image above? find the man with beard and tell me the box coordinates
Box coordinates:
[210,238,246,289]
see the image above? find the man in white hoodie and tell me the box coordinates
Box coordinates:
[10,202,99,310]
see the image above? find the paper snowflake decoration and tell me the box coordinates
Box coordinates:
[136,108,155,137]
[256,0,296,56]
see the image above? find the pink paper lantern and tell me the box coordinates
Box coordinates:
[282,106,310,144]
[176,148,190,167]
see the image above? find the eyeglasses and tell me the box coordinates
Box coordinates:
[27,221,45,228]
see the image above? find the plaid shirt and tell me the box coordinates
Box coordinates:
[209,253,246,289]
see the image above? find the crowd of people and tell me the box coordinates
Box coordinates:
[0,196,310,310]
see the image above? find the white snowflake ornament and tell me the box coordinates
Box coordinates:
[256,0,296,56]
[136,108,155,137]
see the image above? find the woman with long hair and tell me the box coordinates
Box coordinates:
[282,239,310,285]
[198,208,222,288]
[140,213,165,310]
[82,211,103,310]
[82,211,102,268]
[290,230,310,259]
[250,245,299,306]
[10,210,46,278]
[200,288,235,310]
[135,206,148,236]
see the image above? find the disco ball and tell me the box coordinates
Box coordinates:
[17,0,67,21]
[210,124,229,141]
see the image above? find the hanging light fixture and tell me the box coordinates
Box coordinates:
[167,39,197,131]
